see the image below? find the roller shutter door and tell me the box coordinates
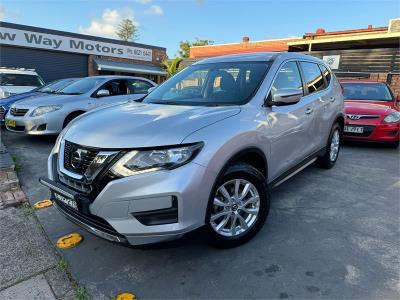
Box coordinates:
[0,45,88,83]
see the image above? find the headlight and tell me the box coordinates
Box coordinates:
[110,143,203,177]
[0,90,11,99]
[383,112,400,123]
[30,105,62,117]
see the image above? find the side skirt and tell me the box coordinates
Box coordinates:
[269,148,326,188]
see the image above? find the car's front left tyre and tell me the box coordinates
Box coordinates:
[205,162,270,248]
[316,123,342,169]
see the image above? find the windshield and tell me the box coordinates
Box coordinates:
[0,73,44,87]
[342,83,393,101]
[37,78,77,93]
[57,77,104,95]
[144,61,270,106]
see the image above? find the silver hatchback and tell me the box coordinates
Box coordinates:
[5,75,156,135]
[40,52,344,248]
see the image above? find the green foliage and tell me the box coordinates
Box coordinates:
[56,259,68,270]
[116,19,138,42]
[74,285,90,300]
[161,57,183,78]
[178,38,213,58]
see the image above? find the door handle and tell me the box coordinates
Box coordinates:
[305,107,313,115]
[329,97,336,103]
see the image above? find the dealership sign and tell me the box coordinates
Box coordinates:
[322,55,340,70]
[0,27,153,61]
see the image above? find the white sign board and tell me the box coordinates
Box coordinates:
[0,27,153,61]
[323,55,340,70]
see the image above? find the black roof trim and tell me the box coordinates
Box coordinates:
[0,21,166,51]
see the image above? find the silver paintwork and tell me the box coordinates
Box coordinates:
[5,75,156,135]
[47,52,345,245]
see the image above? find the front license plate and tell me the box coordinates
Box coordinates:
[344,126,364,134]
[54,193,78,210]
[6,119,16,127]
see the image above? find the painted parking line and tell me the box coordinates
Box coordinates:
[34,199,53,209]
[56,233,83,249]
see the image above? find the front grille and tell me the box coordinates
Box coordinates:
[344,125,375,137]
[64,140,99,175]
[10,107,29,116]
[8,125,25,132]
[58,172,92,194]
[346,114,380,120]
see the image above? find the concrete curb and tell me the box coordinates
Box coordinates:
[0,141,26,209]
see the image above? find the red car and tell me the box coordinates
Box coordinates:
[341,80,400,148]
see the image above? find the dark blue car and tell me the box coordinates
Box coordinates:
[0,78,78,123]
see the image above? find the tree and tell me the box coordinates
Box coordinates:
[178,38,213,58]
[116,19,138,42]
[161,57,183,78]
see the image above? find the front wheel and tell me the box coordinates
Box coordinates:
[316,123,342,169]
[205,163,270,248]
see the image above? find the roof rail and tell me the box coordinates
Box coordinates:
[0,67,36,71]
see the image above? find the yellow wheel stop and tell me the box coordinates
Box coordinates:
[34,199,53,209]
[116,293,136,300]
[56,233,83,249]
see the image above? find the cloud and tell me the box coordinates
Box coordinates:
[134,0,152,4]
[146,5,163,15]
[0,5,6,21]
[79,8,137,38]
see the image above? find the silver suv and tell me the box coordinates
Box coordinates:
[5,76,156,135]
[40,53,344,248]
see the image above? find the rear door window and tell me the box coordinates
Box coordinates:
[128,80,153,94]
[319,64,332,86]
[300,62,326,94]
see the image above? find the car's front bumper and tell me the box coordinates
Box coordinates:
[343,121,399,143]
[5,112,63,135]
[40,159,214,246]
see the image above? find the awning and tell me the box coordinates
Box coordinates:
[94,59,167,76]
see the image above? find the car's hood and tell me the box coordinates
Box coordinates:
[0,92,47,106]
[0,86,37,95]
[64,102,241,148]
[344,100,393,115]
[12,94,75,108]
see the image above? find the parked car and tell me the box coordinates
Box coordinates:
[0,67,45,99]
[39,52,344,248]
[341,80,400,148]
[5,76,157,135]
[0,78,79,124]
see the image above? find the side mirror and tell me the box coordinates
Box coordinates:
[96,89,110,97]
[147,86,157,94]
[269,89,303,106]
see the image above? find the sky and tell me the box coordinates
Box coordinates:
[0,0,399,57]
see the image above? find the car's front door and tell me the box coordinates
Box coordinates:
[93,79,131,107]
[266,61,317,180]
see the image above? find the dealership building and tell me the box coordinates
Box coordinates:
[0,22,167,83]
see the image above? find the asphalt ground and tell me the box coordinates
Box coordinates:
[2,129,399,299]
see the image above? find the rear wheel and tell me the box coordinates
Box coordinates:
[316,123,341,169]
[206,163,270,248]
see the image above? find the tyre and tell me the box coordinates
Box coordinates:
[205,162,270,248]
[316,123,341,169]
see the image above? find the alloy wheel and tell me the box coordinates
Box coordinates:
[330,129,340,162]
[210,179,260,237]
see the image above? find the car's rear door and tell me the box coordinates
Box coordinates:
[267,61,316,179]
[298,61,329,153]
[127,79,155,101]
